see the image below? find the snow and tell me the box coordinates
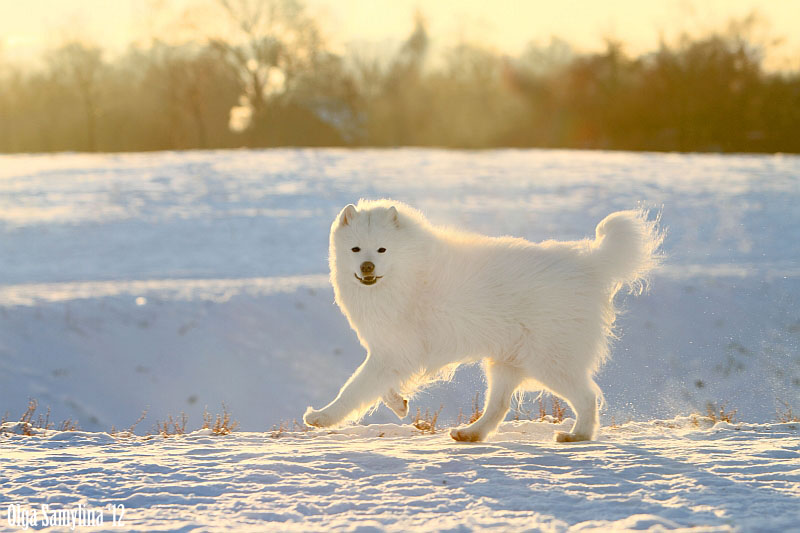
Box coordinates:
[1,148,799,530]
[1,148,797,430]
[2,419,798,531]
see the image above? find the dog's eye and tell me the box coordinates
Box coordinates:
[377,248,386,253]
[351,247,360,252]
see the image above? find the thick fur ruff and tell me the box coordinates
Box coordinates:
[304,200,663,442]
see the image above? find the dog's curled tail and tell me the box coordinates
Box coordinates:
[592,210,664,294]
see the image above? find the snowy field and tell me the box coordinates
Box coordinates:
[2,419,799,531]
[1,148,799,531]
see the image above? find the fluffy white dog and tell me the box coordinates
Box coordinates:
[304,199,662,442]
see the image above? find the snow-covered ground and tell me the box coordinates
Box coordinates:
[2,418,799,531]
[1,149,799,531]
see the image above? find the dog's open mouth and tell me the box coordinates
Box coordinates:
[354,273,383,286]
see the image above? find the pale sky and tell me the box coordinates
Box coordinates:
[1,0,798,70]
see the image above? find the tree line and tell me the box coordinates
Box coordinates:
[1,2,798,154]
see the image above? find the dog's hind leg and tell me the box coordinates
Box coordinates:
[553,375,600,442]
[451,361,523,442]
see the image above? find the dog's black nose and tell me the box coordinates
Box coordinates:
[360,261,375,274]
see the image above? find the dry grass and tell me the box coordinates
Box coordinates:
[412,405,443,434]
[270,419,308,438]
[456,392,483,426]
[2,399,241,439]
[110,409,148,437]
[550,397,567,422]
[18,399,40,436]
[109,405,239,439]
[202,405,239,436]
[608,415,634,429]
[511,395,568,423]
[689,402,738,427]
[705,402,738,423]
[469,392,482,423]
[777,401,799,423]
[1,399,80,436]
[154,412,188,437]
[270,420,290,438]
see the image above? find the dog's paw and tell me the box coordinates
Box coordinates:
[450,427,483,442]
[303,407,334,428]
[384,390,409,419]
[554,431,591,443]
[390,398,409,419]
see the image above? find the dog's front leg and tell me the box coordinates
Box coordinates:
[304,354,397,428]
[383,388,409,419]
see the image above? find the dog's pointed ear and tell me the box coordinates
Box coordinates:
[339,204,357,226]
[388,205,400,228]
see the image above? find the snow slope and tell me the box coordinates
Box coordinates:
[0,149,798,432]
[2,418,798,531]
[1,148,799,532]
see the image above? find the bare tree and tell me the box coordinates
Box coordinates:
[146,43,232,148]
[210,0,323,134]
[364,12,430,145]
[47,42,104,151]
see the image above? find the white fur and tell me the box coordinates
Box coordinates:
[303,199,663,442]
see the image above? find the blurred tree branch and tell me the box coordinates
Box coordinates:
[1,9,798,153]
[46,43,104,151]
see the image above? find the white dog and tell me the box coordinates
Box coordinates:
[304,199,662,442]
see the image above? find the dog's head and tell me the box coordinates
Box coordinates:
[330,201,411,288]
